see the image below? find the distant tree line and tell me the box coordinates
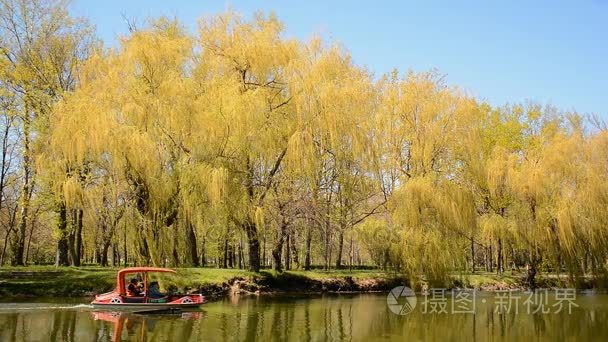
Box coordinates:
[1,0,607,288]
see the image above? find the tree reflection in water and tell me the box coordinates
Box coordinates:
[91,310,201,341]
[1,294,608,341]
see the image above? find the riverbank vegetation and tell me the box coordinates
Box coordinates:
[1,0,607,290]
[0,266,590,298]
[0,266,404,297]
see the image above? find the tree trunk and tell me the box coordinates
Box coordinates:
[497,238,503,274]
[324,220,330,271]
[112,243,119,267]
[216,241,222,267]
[170,229,179,266]
[138,227,151,265]
[304,225,312,270]
[271,231,284,272]
[24,213,38,265]
[11,111,31,266]
[335,230,344,269]
[0,116,10,266]
[488,245,493,272]
[348,235,353,271]
[285,232,291,271]
[470,237,475,273]
[100,240,111,267]
[67,209,82,267]
[527,263,537,290]
[55,202,69,266]
[512,245,518,272]
[291,230,299,269]
[200,235,206,267]
[0,229,10,266]
[228,244,234,268]
[68,226,77,266]
[222,236,229,268]
[262,232,266,268]
[238,237,243,269]
[94,247,100,264]
[11,203,27,265]
[244,220,261,272]
[185,222,199,266]
[75,209,83,266]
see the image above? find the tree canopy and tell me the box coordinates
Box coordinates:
[1,1,607,289]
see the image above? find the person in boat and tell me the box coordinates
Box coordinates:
[127,278,143,297]
[148,281,167,299]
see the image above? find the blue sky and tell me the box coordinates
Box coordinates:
[70,0,608,117]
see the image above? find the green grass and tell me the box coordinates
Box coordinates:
[153,268,256,291]
[450,271,596,289]
[0,266,258,297]
[0,266,400,297]
[288,269,399,280]
[453,272,520,289]
[0,266,117,297]
[1,266,590,298]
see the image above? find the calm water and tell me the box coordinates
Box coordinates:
[0,292,607,341]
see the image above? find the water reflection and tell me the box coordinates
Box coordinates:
[91,311,201,341]
[0,293,607,341]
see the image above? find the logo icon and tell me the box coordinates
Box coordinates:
[387,286,417,315]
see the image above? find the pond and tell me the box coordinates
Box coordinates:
[0,292,607,341]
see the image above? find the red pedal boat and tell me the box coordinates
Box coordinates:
[91,267,205,310]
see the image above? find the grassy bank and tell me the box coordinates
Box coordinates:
[0,266,404,298]
[0,266,596,299]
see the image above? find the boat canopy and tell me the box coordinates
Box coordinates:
[116,267,177,295]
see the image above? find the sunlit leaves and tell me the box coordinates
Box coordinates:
[32,9,608,277]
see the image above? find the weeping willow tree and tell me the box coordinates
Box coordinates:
[191,12,379,271]
[7,6,608,286]
[456,104,534,274]
[47,18,195,266]
[374,71,479,286]
[0,0,95,265]
[192,12,302,272]
[506,112,598,287]
[389,177,476,286]
[46,12,378,271]
[294,44,378,270]
[576,131,608,280]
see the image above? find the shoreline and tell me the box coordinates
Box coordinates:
[0,267,599,300]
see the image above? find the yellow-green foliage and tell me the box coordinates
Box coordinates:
[3,6,606,281]
[53,13,608,275]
